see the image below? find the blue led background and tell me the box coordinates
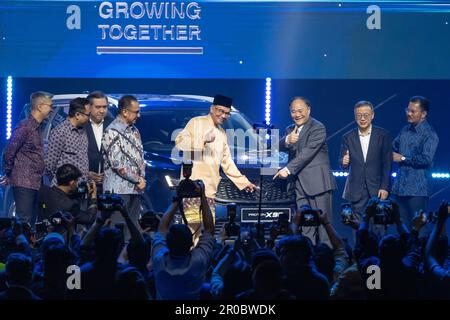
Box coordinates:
[1,1,450,78]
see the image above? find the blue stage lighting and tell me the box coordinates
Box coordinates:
[6,76,13,140]
[265,77,271,125]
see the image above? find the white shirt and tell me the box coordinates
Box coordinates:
[358,126,372,162]
[90,119,104,151]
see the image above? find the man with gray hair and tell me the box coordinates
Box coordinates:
[274,97,336,246]
[340,100,392,216]
[2,91,53,225]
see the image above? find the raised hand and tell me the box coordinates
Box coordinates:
[393,152,404,162]
[377,189,389,200]
[287,128,299,145]
[342,150,350,167]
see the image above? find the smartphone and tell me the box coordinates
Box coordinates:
[224,238,236,246]
[35,222,48,234]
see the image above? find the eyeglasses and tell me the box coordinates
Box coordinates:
[39,103,53,108]
[78,111,91,117]
[127,109,140,115]
[215,108,231,117]
[405,108,421,115]
[355,113,372,120]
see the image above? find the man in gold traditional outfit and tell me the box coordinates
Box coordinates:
[175,94,256,237]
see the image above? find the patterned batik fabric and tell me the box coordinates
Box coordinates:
[102,117,145,195]
[3,116,45,190]
[392,119,439,197]
[45,119,89,185]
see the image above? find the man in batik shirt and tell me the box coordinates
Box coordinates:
[2,91,53,225]
[102,95,146,240]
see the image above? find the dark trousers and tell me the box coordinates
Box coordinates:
[12,187,38,226]
[349,186,385,240]
[296,184,333,247]
[395,195,428,229]
[350,187,371,216]
[111,194,141,241]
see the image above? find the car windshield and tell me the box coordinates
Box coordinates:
[136,109,261,155]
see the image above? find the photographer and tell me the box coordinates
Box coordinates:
[68,198,145,300]
[277,235,330,299]
[360,198,423,298]
[37,164,97,227]
[425,201,449,296]
[292,208,349,285]
[80,198,145,259]
[0,219,33,265]
[151,180,215,300]
[67,227,123,300]
[363,197,409,236]
[346,198,403,263]
[317,211,350,285]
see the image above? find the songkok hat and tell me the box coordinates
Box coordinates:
[213,94,232,108]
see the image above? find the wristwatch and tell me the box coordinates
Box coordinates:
[401,156,406,161]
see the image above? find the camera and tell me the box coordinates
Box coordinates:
[77,180,89,195]
[373,199,394,225]
[341,203,353,224]
[98,192,124,212]
[76,179,95,198]
[270,213,290,239]
[35,221,49,235]
[49,211,72,227]
[424,204,450,223]
[423,211,437,223]
[240,228,253,248]
[176,162,203,198]
[224,203,240,238]
[77,180,88,195]
[139,211,160,232]
[299,205,321,227]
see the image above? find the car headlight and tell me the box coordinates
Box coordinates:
[165,175,180,188]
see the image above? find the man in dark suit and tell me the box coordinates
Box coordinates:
[85,91,112,192]
[274,97,337,246]
[340,100,392,216]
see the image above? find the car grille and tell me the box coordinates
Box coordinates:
[215,178,295,204]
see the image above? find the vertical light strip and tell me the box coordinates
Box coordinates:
[6,76,13,140]
[265,77,271,125]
